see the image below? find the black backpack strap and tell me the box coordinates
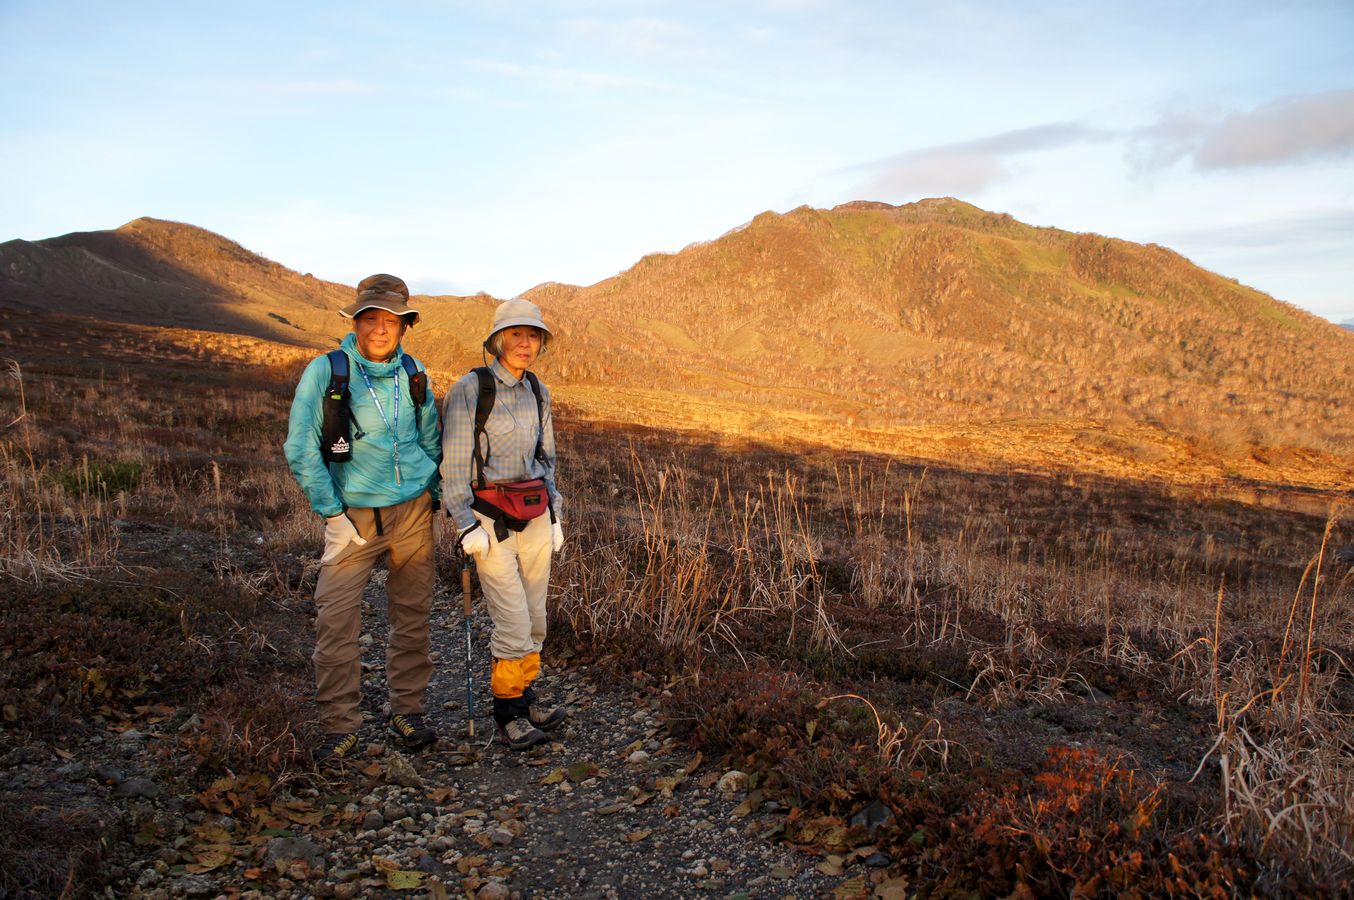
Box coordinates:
[471,366,495,489]
[521,370,556,523]
[400,353,427,430]
[522,371,547,464]
[326,349,349,390]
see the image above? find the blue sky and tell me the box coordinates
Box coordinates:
[2,1,1352,322]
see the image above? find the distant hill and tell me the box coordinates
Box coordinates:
[0,217,498,372]
[3,202,1351,473]
[530,199,1352,455]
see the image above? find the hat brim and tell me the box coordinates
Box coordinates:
[488,315,552,338]
[340,297,416,319]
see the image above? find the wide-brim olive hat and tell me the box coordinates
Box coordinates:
[488,297,551,340]
[340,273,417,322]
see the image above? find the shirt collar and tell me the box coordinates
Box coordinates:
[489,358,523,387]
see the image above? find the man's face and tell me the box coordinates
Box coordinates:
[353,309,407,362]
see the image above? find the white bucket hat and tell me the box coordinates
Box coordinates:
[488,297,551,339]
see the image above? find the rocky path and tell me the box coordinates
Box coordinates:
[105,568,850,899]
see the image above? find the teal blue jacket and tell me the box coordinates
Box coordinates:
[284,334,442,517]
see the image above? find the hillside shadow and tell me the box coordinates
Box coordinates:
[559,418,1349,595]
[0,229,331,349]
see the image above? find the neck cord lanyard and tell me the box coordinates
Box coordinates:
[356,362,402,486]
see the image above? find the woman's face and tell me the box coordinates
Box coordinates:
[497,326,543,377]
[353,309,407,362]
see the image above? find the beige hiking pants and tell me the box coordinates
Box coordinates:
[312,491,435,734]
[473,509,553,695]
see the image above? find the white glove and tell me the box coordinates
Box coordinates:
[551,521,564,553]
[320,513,367,564]
[460,524,490,558]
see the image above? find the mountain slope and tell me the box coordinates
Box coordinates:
[0,218,503,363]
[529,199,1352,454]
[2,203,1350,469]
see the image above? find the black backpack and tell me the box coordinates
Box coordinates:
[320,349,428,463]
[469,366,545,489]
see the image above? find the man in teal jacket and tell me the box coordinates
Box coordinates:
[283,274,443,762]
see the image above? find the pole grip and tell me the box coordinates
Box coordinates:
[461,563,472,615]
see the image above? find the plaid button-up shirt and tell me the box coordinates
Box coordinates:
[439,359,561,532]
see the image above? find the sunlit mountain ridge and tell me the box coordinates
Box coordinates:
[3,199,1350,487]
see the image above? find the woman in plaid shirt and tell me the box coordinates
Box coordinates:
[440,298,567,750]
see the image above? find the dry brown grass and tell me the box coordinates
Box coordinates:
[2,312,1351,895]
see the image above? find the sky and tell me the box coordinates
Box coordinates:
[2,1,1352,323]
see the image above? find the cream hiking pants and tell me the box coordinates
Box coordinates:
[473,510,552,695]
[312,491,435,734]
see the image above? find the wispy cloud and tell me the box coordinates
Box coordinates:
[563,17,703,60]
[1135,89,1354,171]
[1195,89,1354,169]
[464,57,754,105]
[846,123,1110,198]
[466,58,655,92]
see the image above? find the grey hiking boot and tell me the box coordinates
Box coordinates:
[528,703,568,732]
[387,713,437,750]
[497,717,550,751]
[315,732,358,763]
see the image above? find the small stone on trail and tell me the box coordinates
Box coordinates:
[385,752,423,788]
[114,776,161,799]
[849,798,895,833]
[264,835,326,871]
[716,770,748,795]
[627,750,651,765]
[55,761,91,781]
[476,882,510,900]
[171,874,216,896]
[362,811,385,831]
[94,763,125,784]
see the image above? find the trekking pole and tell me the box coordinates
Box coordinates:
[461,552,476,738]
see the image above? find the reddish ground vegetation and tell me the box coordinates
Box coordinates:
[1,319,1350,896]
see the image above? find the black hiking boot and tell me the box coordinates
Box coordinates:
[315,732,359,763]
[387,713,437,750]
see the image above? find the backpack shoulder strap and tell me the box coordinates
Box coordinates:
[400,353,427,431]
[400,354,428,406]
[522,371,547,463]
[326,349,349,388]
[471,367,495,488]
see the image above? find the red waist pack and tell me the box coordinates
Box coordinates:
[472,479,550,522]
